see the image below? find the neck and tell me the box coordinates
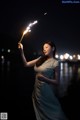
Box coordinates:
[46,55,53,59]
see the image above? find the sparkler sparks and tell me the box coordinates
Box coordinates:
[19,20,38,43]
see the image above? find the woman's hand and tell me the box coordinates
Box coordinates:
[18,42,23,50]
[36,73,58,85]
[36,73,44,81]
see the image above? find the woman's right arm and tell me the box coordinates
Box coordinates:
[18,43,41,67]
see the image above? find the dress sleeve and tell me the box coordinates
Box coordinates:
[53,59,59,68]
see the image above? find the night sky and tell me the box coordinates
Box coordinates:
[0,0,80,55]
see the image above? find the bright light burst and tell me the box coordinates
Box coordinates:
[23,20,38,35]
[19,20,38,43]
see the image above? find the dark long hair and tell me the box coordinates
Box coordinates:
[36,41,56,67]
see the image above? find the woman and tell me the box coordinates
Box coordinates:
[18,41,67,120]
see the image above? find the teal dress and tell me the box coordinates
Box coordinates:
[32,58,67,120]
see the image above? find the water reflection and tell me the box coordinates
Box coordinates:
[0,60,80,97]
[78,68,80,79]
[0,58,11,83]
[1,60,80,119]
[59,62,80,97]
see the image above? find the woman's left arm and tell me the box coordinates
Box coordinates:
[37,66,59,85]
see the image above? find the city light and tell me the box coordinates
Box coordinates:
[64,53,69,59]
[55,54,59,58]
[78,54,80,60]
[0,49,80,62]
[60,55,64,60]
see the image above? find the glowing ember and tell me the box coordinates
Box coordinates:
[19,20,38,43]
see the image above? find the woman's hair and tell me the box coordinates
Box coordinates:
[36,41,56,67]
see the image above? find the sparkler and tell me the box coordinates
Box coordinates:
[19,20,38,43]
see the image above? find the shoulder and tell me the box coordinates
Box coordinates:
[52,58,59,68]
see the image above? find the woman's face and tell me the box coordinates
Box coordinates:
[43,43,53,56]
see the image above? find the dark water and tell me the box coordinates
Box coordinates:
[0,58,80,120]
[59,61,80,97]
